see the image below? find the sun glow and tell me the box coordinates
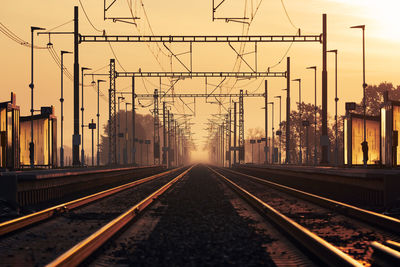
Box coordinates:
[333,0,400,42]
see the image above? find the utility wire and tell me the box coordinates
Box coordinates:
[47,19,73,32]
[0,23,47,49]
[280,0,299,30]
[78,0,103,33]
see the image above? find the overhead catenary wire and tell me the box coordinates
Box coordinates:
[78,0,104,33]
[280,0,299,30]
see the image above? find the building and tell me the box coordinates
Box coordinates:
[381,98,400,167]
[344,113,381,166]
[20,106,57,168]
[0,92,20,170]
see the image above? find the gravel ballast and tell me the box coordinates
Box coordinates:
[93,165,276,266]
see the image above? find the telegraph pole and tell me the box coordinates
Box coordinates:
[73,6,80,167]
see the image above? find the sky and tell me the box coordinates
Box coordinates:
[1,0,400,163]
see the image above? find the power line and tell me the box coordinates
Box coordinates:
[47,19,73,32]
[78,0,103,33]
[0,23,47,49]
[280,0,299,30]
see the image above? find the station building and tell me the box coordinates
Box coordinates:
[0,93,20,170]
[20,106,57,168]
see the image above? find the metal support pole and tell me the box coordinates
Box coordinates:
[362,27,367,167]
[73,6,80,167]
[268,102,275,163]
[60,52,64,167]
[229,108,232,167]
[233,102,237,165]
[335,52,338,166]
[252,142,254,164]
[265,80,268,164]
[162,102,167,165]
[91,119,94,166]
[286,57,291,164]
[153,89,159,165]
[321,14,329,164]
[306,125,309,164]
[292,79,302,164]
[328,49,339,166]
[239,90,244,164]
[167,111,171,169]
[117,96,124,165]
[275,96,282,164]
[60,50,71,167]
[125,102,131,165]
[81,67,91,166]
[132,77,136,165]
[30,29,34,168]
[96,80,105,166]
[306,66,317,165]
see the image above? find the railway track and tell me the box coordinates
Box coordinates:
[0,166,191,266]
[1,164,399,266]
[210,166,400,266]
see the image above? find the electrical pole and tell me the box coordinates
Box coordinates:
[268,102,275,163]
[117,96,125,165]
[293,79,302,164]
[321,14,329,164]
[96,79,106,166]
[306,66,317,165]
[228,108,232,167]
[132,77,136,165]
[153,89,160,165]
[233,102,237,165]
[73,6,80,167]
[125,102,131,165]
[274,96,282,164]
[286,57,291,164]
[30,26,46,168]
[60,50,71,167]
[81,67,91,166]
[163,102,167,165]
[265,80,268,164]
[328,49,339,166]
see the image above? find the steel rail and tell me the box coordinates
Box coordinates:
[370,241,400,264]
[0,167,181,236]
[46,165,195,267]
[208,166,362,267]
[223,168,400,235]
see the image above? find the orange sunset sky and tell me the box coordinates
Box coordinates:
[1,0,399,162]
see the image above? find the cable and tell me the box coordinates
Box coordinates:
[107,40,127,71]
[0,23,47,49]
[280,0,299,30]
[47,19,73,32]
[78,0,103,33]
